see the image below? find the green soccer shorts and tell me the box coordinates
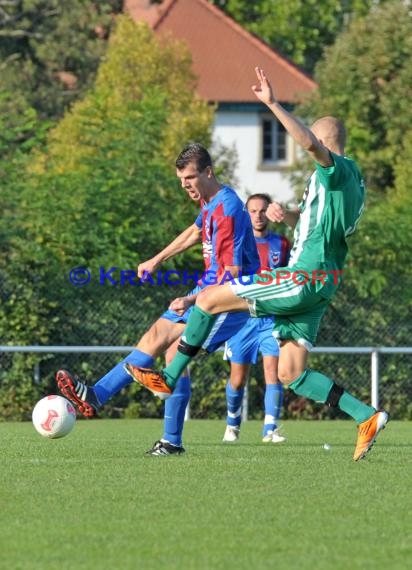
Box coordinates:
[230,269,331,349]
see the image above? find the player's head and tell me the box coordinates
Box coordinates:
[311,116,346,154]
[176,143,213,172]
[175,143,215,201]
[246,193,272,234]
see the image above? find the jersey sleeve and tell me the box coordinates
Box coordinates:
[195,211,202,229]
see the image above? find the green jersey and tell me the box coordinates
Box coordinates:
[288,152,365,298]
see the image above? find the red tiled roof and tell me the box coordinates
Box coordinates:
[125,0,317,104]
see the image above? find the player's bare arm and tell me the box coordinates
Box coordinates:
[252,67,333,167]
[137,224,202,278]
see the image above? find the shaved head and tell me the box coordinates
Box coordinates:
[311,116,346,153]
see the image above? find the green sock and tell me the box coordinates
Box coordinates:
[289,369,375,423]
[338,392,375,424]
[163,306,217,388]
[289,369,333,402]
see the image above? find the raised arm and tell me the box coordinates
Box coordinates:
[137,223,202,278]
[252,67,333,167]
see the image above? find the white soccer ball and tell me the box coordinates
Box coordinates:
[32,395,76,439]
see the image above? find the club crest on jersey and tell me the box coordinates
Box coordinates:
[272,251,280,265]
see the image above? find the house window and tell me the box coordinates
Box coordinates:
[261,117,290,166]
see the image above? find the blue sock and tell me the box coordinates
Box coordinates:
[163,375,191,446]
[263,383,284,435]
[226,381,244,428]
[92,349,154,405]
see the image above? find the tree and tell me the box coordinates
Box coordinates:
[210,0,386,73]
[0,0,123,158]
[0,16,214,419]
[306,1,412,194]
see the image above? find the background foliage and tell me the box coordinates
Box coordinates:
[0,2,411,421]
[210,0,393,74]
[0,15,213,418]
[0,0,123,159]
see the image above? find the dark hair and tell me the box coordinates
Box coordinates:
[175,143,212,172]
[246,193,272,208]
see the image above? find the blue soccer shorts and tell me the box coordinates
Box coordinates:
[224,316,279,364]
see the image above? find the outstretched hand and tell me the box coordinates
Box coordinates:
[251,67,275,105]
[266,202,286,223]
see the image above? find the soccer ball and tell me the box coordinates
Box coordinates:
[32,395,76,439]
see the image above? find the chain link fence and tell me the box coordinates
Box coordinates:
[1,278,411,420]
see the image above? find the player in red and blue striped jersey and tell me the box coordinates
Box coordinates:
[223,194,291,443]
[56,143,260,456]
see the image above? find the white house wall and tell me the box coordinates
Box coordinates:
[213,110,296,204]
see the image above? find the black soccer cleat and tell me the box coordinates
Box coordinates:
[145,440,186,457]
[55,369,100,418]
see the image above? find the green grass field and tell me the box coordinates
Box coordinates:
[1,419,411,570]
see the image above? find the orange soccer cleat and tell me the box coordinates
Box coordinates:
[353,410,389,461]
[124,364,173,400]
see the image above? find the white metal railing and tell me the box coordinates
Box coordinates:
[1,345,411,410]
[311,346,412,409]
